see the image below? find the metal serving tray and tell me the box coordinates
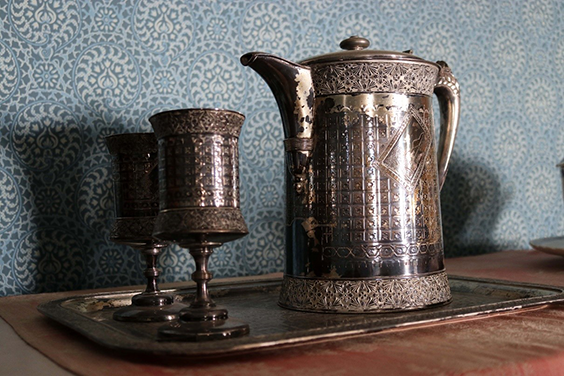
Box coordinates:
[38,275,564,357]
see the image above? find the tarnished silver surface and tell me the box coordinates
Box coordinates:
[310,62,439,96]
[37,275,564,357]
[150,109,249,341]
[434,61,461,189]
[279,272,451,313]
[242,36,460,312]
[106,133,160,225]
[105,133,181,322]
[150,109,248,244]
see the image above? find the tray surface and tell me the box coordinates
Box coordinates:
[38,275,564,357]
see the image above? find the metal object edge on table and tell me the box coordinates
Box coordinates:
[37,275,564,358]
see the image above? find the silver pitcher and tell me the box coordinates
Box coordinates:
[241,36,460,313]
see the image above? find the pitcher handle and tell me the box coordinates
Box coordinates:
[434,61,460,190]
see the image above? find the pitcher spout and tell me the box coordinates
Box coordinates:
[241,52,314,193]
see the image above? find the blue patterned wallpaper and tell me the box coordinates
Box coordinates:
[1,0,563,296]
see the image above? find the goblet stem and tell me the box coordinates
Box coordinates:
[142,246,160,294]
[158,243,249,340]
[189,245,215,309]
[130,246,173,307]
[151,108,250,340]
[114,245,183,322]
[176,243,228,322]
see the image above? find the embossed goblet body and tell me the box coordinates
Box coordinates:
[150,109,249,341]
[106,133,182,322]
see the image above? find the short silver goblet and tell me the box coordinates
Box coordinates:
[150,108,250,341]
[106,133,184,322]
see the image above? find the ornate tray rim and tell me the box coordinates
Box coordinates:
[37,275,564,358]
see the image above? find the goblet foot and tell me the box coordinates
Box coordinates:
[178,306,228,321]
[113,291,184,322]
[158,317,250,341]
[132,291,174,306]
[113,304,183,322]
[156,243,250,341]
[111,244,183,322]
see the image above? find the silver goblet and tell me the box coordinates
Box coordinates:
[106,133,183,322]
[150,109,250,341]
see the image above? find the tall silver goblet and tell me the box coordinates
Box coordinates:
[150,109,250,341]
[106,133,183,322]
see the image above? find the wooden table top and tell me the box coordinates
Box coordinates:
[2,250,564,376]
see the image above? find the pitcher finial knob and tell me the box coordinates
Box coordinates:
[340,36,370,51]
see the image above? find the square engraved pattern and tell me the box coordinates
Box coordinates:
[160,134,239,209]
[313,104,438,249]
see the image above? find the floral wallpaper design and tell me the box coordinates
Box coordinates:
[0,0,563,296]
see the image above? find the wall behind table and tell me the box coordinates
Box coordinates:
[0,0,563,296]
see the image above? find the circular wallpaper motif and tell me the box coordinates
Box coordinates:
[462,71,494,122]
[0,169,21,234]
[491,28,526,77]
[458,0,492,28]
[493,113,528,168]
[495,0,521,20]
[32,62,60,90]
[73,43,140,111]
[133,0,193,63]
[416,20,457,60]
[295,0,335,11]
[189,51,245,108]
[34,187,63,215]
[10,101,83,173]
[555,35,564,78]
[98,247,126,276]
[240,109,284,169]
[158,246,193,283]
[526,165,559,215]
[12,228,83,293]
[464,132,488,159]
[90,274,139,289]
[492,209,528,250]
[259,183,283,208]
[241,2,293,56]
[210,245,241,278]
[153,69,177,95]
[298,26,327,58]
[240,163,285,224]
[0,0,563,296]
[465,164,499,212]
[522,0,554,35]
[335,12,381,48]
[0,40,19,104]
[94,4,119,32]
[9,0,81,52]
[76,163,113,234]
[244,215,284,274]
[380,0,423,21]
[206,16,229,42]
[524,77,557,125]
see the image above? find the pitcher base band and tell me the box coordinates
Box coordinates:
[279,271,451,313]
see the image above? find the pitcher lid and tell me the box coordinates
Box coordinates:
[300,36,438,67]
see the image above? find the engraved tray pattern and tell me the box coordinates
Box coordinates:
[37,276,564,357]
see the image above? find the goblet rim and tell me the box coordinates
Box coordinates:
[105,132,157,153]
[110,238,168,249]
[148,107,245,122]
[104,132,155,140]
[153,228,250,235]
[153,229,249,239]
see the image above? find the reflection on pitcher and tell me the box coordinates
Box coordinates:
[242,35,460,313]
